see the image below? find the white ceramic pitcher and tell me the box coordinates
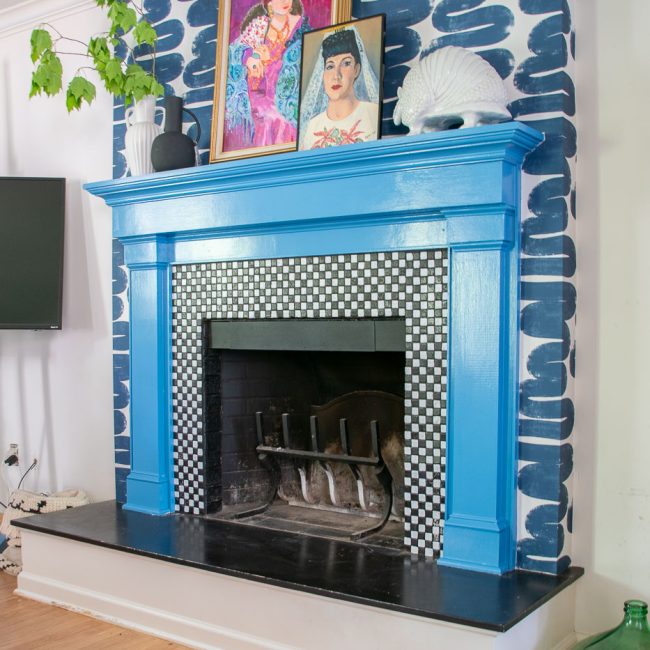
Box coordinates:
[124,96,165,176]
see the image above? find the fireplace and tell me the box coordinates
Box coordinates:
[206,343,406,547]
[12,124,587,650]
[87,123,545,575]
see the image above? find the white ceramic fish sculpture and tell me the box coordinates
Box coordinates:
[393,46,511,134]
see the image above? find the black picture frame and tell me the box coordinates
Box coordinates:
[297,14,385,151]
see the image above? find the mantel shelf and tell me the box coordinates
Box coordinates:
[86,123,542,249]
[86,123,542,209]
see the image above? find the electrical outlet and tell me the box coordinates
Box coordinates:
[4,444,19,466]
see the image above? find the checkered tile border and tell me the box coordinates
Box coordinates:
[171,250,448,556]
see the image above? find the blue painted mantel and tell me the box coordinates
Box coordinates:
[86,123,543,575]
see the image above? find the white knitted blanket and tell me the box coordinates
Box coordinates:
[0,489,89,575]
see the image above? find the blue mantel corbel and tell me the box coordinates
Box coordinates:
[86,122,543,575]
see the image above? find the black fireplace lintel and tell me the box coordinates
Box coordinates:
[209,318,406,352]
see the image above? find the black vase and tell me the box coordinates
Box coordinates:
[151,96,201,172]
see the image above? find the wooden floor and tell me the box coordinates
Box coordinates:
[0,571,191,649]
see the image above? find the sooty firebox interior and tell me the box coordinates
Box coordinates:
[203,319,406,548]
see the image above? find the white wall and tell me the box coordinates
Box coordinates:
[573,0,650,636]
[0,0,115,503]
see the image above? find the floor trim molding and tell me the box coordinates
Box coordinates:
[17,572,283,650]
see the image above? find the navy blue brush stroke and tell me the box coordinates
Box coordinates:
[143,0,172,24]
[517,442,572,573]
[424,0,515,79]
[115,467,128,503]
[184,87,214,104]
[520,0,570,20]
[521,176,576,278]
[353,0,430,134]
[187,0,217,27]
[514,0,575,573]
[154,19,185,53]
[114,435,130,451]
[183,26,217,89]
[184,3,218,165]
[113,321,129,353]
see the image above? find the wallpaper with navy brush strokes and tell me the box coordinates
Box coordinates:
[111,0,576,574]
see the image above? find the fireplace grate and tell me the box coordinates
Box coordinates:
[228,412,394,541]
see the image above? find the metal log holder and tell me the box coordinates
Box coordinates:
[230,411,394,541]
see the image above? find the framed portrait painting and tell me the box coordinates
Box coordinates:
[297,15,384,151]
[210,0,351,163]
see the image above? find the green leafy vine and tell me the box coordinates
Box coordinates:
[29,0,163,111]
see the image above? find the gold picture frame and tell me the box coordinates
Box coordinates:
[209,0,351,163]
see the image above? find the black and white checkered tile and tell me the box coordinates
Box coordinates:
[171,250,448,557]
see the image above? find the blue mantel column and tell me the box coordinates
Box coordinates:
[437,240,520,573]
[122,235,174,515]
[87,123,544,573]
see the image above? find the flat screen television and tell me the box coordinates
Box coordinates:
[0,177,65,330]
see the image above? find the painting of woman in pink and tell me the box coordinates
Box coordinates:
[211,0,348,161]
[223,0,312,153]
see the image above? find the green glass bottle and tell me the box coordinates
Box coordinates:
[573,601,650,649]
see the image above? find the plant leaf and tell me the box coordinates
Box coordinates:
[104,57,123,81]
[65,78,97,111]
[32,51,63,96]
[125,63,145,75]
[122,60,163,103]
[28,1,160,109]
[29,77,42,98]
[100,56,126,95]
[30,28,52,63]
[133,21,157,46]
[108,2,137,36]
[88,36,110,63]
[67,76,96,111]
[123,62,150,103]
[66,91,79,112]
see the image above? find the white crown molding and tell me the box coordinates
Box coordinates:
[0,0,95,39]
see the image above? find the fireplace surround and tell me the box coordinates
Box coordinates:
[171,249,447,555]
[84,123,543,575]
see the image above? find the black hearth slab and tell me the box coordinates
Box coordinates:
[14,500,583,632]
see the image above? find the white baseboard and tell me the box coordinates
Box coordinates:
[551,633,579,650]
[17,529,577,650]
[17,573,286,650]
